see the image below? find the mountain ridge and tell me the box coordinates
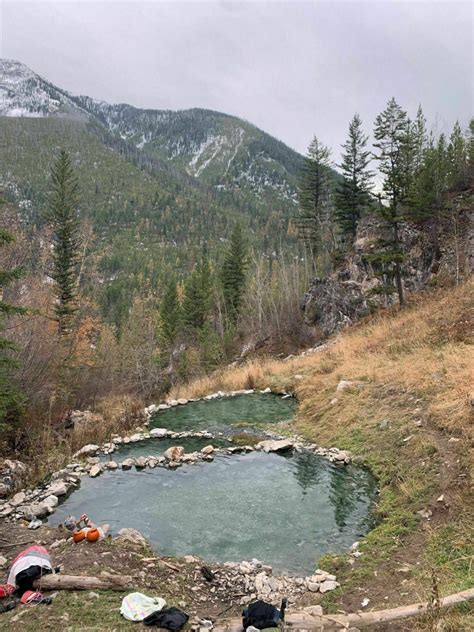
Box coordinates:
[0,59,304,204]
[0,59,309,323]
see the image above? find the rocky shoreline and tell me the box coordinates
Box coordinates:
[0,388,353,600]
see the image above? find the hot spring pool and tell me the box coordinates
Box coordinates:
[50,395,376,575]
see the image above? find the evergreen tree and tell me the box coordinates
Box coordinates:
[447,121,468,190]
[296,136,333,263]
[372,98,412,305]
[412,106,427,174]
[468,118,474,184]
[46,150,81,336]
[411,133,449,222]
[221,224,248,322]
[0,223,26,435]
[335,114,372,241]
[160,277,182,345]
[182,256,213,332]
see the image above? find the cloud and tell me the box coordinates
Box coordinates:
[1,1,471,157]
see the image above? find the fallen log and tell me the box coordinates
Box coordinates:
[213,588,474,631]
[34,573,134,591]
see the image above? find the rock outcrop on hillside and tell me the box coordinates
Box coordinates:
[301,201,473,337]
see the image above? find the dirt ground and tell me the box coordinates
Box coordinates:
[0,522,259,630]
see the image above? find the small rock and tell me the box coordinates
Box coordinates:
[303,605,323,616]
[0,555,7,568]
[201,445,215,455]
[361,597,370,608]
[121,458,135,470]
[10,491,26,507]
[184,555,199,563]
[28,518,43,529]
[48,481,68,496]
[135,457,148,469]
[150,428,168,438]
[319,580,340,593]
[437,494,444,502]
[417,508,432,519]
[336,379,365,392]
[89,465,102,478]
[177,398,188,405]
[42,494,59,508]
[163,446,185,461]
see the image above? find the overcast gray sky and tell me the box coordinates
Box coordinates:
[1,1,472,157]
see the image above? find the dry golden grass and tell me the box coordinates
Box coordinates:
[25,393,146,483]
[171,281,473,444]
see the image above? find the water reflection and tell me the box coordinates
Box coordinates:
[291,451,323,494]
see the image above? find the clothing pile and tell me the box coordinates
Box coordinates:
[0,545,55,613]
[120,592,188,629]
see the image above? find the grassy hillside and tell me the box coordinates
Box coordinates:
[169,281,473,629]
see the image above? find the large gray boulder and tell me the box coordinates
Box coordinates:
[47,480,68,496]
[73,444,100,459]
[115,528,148,547]
[256,439,294,453]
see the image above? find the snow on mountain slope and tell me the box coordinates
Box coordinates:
[0,59,85,118]
[0,59,303,202]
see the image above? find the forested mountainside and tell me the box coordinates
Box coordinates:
[0,59,305,321]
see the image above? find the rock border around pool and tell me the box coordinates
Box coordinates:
[0,389,352,526]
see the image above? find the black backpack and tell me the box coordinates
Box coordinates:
[242,598,287,630]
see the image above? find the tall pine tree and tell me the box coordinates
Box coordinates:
[221,224,248,322]
[0,220,26,435]
[182,256,213,332]
[335,114,372,241]
[372,98,412,305]
[46,151,81,336]
[160,277,182,346]
[296,136,333,264]
[447,121,468,191]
